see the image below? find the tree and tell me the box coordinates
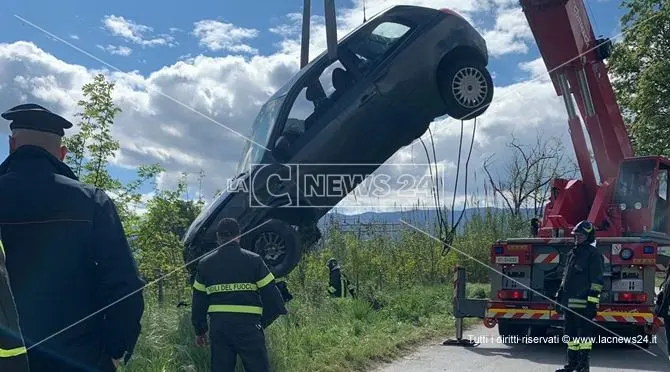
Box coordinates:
[609,0,670,156]
[133,172,205,303]
[483,132,577,217]
[63,73,162,225]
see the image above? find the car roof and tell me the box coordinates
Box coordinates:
[267,5,437,101]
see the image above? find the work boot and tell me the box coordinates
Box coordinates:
[575,350,590,372]
[555,349,578,372]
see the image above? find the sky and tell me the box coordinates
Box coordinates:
[0,0,628,215]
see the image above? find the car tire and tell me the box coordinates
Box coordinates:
[246,219,301,278]
[438,60,494,120]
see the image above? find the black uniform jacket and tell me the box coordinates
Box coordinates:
[0,234,30,371]
[558,241,604,311]
[0,146,145,371]
[328,268,354,298]
[191,242,287,334]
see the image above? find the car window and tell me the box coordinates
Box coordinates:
[285,87,312,134]
[318,60,344,98]
[348,21,411,73]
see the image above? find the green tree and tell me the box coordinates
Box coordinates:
[609,0,670,156]
[134,172,205,303]
[63,73,162,225]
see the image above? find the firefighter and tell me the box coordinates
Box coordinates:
[0,104,146,371]
[554,220,604,372]
[654,266,670,361]
[0,234,30,371]
[326,258,356,298]
[191,218,287,372]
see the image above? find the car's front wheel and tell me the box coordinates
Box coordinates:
[246,219,301,277]
[438,60,494,120]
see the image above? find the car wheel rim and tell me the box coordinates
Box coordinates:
[451,67,488,108]
[254,232,286,265]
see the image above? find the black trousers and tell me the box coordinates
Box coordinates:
[564,310,594,354]
[210,314,270,372]
[664,316,670,356]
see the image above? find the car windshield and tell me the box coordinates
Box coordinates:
[236,95,287,174]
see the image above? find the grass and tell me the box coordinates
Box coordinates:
[119,203,514,372]
[120,283,488,372]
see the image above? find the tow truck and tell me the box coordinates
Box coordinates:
[451,0,670,347]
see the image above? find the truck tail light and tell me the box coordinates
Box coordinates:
[497,289,528,300]
[614,292,647,303]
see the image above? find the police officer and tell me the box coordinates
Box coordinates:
[191,218,287,372]
[555,220,604,372]
[0,104,146,371]
[0,232,30,371]
[326,258,356,298]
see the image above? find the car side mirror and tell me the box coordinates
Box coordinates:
[273,136,291,162]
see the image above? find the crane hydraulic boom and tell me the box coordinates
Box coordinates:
[518,0,670,239]
[520,0,632,189]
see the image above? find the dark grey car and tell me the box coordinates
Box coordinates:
[183,5,494,278]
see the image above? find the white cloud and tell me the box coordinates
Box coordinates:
[192,20,259,54]
[70,34,80,40]
[97,44,133,56]
[482,6,535,57]
[0,1,578,213]
[102,15,176,47]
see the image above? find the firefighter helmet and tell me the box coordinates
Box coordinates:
[571,220,595,242]
[326,258,339,270]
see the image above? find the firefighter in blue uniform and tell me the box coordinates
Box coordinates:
[326,258,356,298]
[0,233,30,371]
[191,218,287,372]
[555,220,604,372]
[0,104,146,371]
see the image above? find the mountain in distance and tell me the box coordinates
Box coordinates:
[317,207,536,233]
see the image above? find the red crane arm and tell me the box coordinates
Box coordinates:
[519,0,633,194]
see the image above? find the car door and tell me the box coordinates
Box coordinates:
[271,54,384,209]
[345,17,426,146]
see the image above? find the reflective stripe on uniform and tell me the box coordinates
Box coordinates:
[568,298,587,308]
[328,286,336,293]
[206,283,257,294]
[567,341,580,350]
[208,304,262,314]
[0,346,27,358]
[256,273,274,288]
[193,280,206,292]
[587,296,599,304]
[590,283,602,291]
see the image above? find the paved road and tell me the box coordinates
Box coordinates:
[376,324,670,372]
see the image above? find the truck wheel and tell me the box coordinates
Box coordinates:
[246,219,301,278]
[498,320,527,339]
[438,60,493,120]
[529,326,547,338]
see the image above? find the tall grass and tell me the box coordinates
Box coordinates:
[122,207,524,372]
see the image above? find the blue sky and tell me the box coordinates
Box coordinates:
[0,0,631,209]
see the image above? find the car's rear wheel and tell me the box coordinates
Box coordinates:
[246,219,301,277]
[438,60,493,120]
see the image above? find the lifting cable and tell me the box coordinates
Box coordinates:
[421,117,477,257]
